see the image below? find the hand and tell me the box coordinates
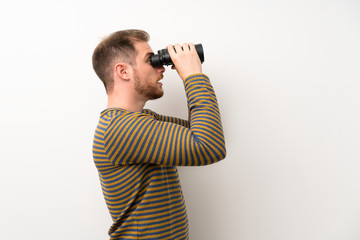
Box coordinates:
[167,43,202,81]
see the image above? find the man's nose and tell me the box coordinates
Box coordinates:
[157,66,165,74]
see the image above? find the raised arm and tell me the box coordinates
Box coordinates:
[103,43,226,166]
[104,74,226,166]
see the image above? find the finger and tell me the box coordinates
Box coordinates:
[188,42,196,53]
[173,43,182,54]
[167,44,176,55]
[168,44,180,64]
[182,43,190,52]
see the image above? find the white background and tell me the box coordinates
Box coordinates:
[0,0,359,239]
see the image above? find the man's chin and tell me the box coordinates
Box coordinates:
[155,91,164,99]
[147,90,164,100]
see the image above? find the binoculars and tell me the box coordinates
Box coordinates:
[150,44,204,67]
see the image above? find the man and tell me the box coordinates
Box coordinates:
[92,29,226,240]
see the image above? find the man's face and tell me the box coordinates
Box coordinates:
[132,41,165,100]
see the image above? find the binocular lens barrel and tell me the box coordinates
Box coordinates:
[150,44,204,67]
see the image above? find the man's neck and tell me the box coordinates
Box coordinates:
[107,95,146,113]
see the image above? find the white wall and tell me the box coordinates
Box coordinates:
[1,0,359,239]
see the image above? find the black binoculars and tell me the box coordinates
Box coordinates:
[150,44,204,67]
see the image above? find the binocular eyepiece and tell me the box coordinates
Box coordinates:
[150,44,204,67]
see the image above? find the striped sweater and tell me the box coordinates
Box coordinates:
[92,73,226,239]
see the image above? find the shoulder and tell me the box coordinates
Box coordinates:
[106,109,156,131]
[142,108,158,118]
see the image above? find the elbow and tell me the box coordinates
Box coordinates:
[211,139,227,163]
[222,147,227,160]
[218,146,227,161]
[216,135,227,162]
[210,145,227,164]
[195,138,227,165]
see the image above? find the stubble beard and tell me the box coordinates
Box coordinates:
[134,70,164,100]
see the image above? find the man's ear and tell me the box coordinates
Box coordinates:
[114,62,131,80]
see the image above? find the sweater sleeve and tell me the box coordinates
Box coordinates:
[104,73,226,166]
[142,109,190,128]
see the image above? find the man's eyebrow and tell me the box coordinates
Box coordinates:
[144,52,154,59]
